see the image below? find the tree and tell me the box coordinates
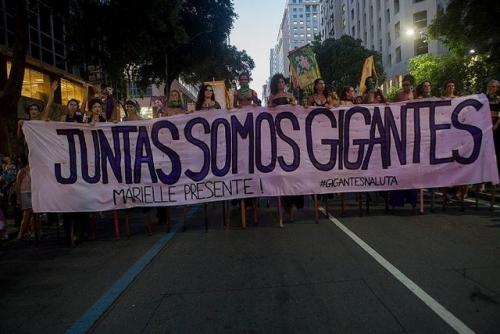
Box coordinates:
[67,0,254,92]
[0,0,28,155]
[311,35,385,93]
[408,51,496,95]
[181,45,254,86]
[428,0,500,87]
[429,0,500,62]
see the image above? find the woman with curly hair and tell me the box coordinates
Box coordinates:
[268,73,303,227]
[268,73,297,107]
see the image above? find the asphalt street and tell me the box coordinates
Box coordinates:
[1,196,499,334]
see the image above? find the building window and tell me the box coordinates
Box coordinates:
[388,54,392,65]
[6,61,51,101]
[394,0,400,14]
[395,46,402,63]
[61,79,85,106]
[414,37,428,55]
[414,0,425,2]
[413,11,427,28]
[395,21,400,39]
[386,8,390,23]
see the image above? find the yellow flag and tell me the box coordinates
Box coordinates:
[359,56,378,95]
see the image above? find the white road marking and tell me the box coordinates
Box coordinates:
[319,207,475,334]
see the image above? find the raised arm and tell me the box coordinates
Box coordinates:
[41,80,58,121]
[81,85,89,113]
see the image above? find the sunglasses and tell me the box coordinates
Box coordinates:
[205,88,213,92]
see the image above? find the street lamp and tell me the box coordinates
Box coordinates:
[405,28,415,37]
[469,49,476,54]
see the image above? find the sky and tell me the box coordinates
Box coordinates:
[230,0,285,98]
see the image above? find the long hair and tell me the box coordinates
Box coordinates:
[196,84,215,110]
[313,78,328,98]
[416,80,431,97]
[270,73,286,95]
[340,86,354,101]
[124,99,139,118]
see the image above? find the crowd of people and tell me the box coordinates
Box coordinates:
[1,72,499,245]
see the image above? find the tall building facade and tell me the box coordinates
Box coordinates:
[271,0,322,78]
[319,0,448,91]
[0,1,95,119]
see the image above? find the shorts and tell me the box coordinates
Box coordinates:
[21,192,32,210]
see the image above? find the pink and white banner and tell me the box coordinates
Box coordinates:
[23,94,499,212]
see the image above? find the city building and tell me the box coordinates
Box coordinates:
[0,1,97,120]
[319,0,449,91]
[272,0,322,78]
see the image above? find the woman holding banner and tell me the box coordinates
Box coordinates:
[195,85,227,230]
[362,76,386,104]
[339,86,356,106]
[306,78,334,220]
[442,80,458,99]
[60,93,93,245]
[417,80,433,99]
[268,73,301,226]
[268,74,297,108]
[441,80,470,210]
[158,91,189,231]
[165,90,187,116]
[390,75,418,213]
[120,100,154,236]
[87,98,107,124]
[234,72,261,108]
[196,84,221,111]
[360,76,387,214]
[306,79,335,108]
[233,73,261,227]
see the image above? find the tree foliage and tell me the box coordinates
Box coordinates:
[0,0,28,154]
[429,0,500,62]
[428,0,500,88]
[311,35,385,93]
[67,0,254,91]
[409,52,497,95]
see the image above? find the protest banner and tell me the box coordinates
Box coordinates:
[23,94,498,212]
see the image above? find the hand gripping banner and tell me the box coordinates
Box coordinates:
[23,94,499,212]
